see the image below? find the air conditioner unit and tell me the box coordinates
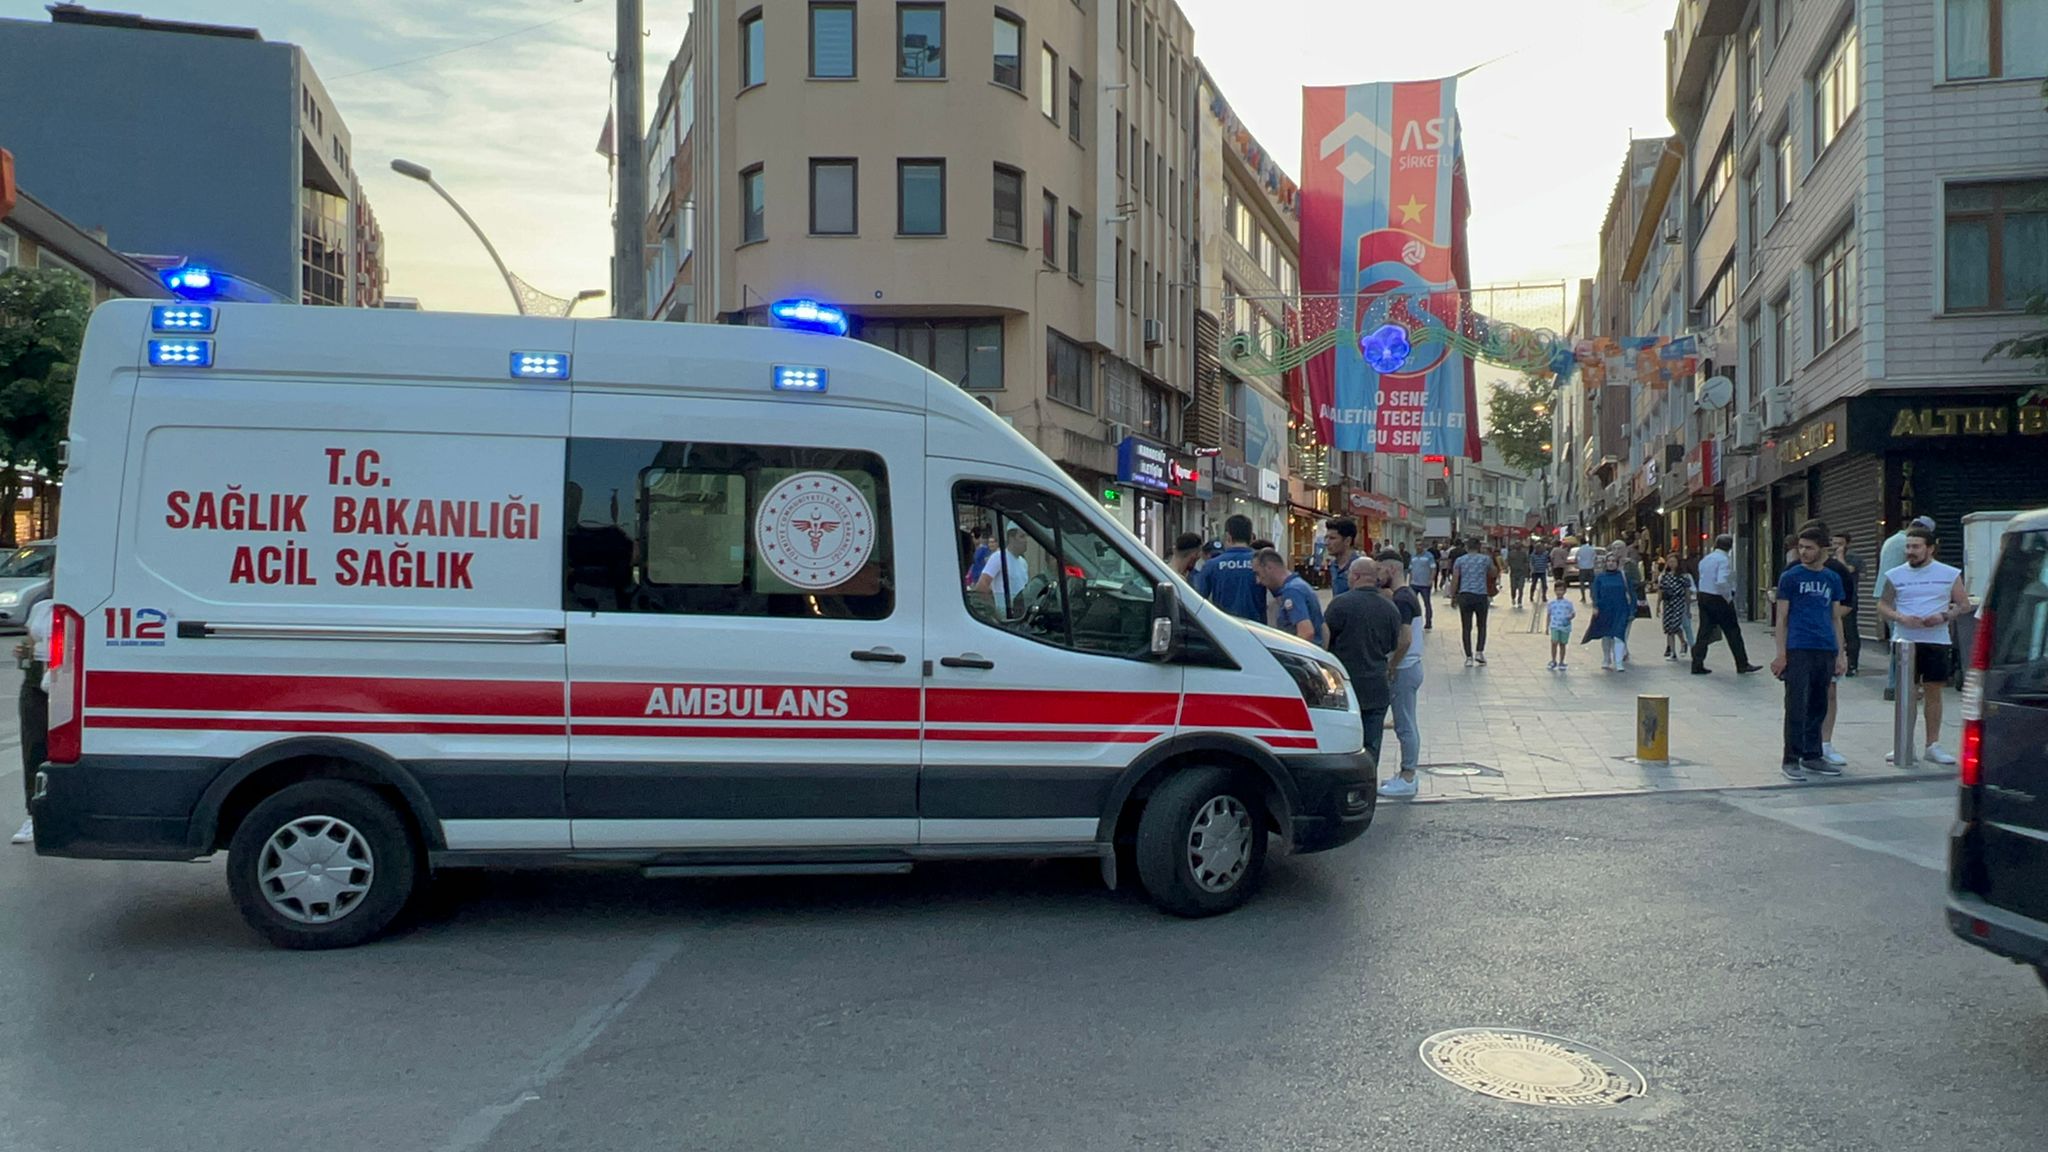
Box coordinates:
[1685,307,1707,330]
[1729,411,1762,453]
[1663,224,1680,245]
[1143,319,1164,348]
[1761,385,1791,431]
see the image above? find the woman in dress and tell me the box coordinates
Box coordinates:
[1657,558,1691,659]
[1581,554,1634,672]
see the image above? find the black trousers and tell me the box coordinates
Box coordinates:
[1457,592,1490,657]
[1843,608,1862,671]
[1691,593,1752,670]
[19,665,47,812]
[1782,648,1834,762]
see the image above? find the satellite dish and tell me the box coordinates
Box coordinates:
[1697,374,1734,411]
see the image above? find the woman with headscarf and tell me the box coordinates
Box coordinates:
[1581,553,1634,671]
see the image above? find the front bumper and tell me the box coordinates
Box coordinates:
[1281,749,1378,854]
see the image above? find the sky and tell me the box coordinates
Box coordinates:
[2,0,1676,323]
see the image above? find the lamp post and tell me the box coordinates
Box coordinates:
[390,159,605,317]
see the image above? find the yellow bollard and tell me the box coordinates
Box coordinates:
[1636,695,1670,763]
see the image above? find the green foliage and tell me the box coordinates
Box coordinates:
[1485,376,1556,474]
[0,266,92,479]
[1983,292,2048,375]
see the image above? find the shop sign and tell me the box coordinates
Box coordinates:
[1257,468,1283,504]
[1858,387,2048,446]
[1115,436,1175,493]
[1686,437,1719,495]
[1348,489,1398,519]
[1779,418,1838,465]
[1214,456,1249,491]
[1631,459,1658,500]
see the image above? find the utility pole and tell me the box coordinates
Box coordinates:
[612,0,648,319]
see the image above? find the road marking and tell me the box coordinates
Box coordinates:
[1719,788,1951,871]
[436,933,684,1152]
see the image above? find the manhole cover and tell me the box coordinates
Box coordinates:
[1419,1028,1646,1109]
[1420,762,1502,778]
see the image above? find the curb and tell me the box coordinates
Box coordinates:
[1407,768,1954,805]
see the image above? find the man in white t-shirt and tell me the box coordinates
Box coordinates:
[1573,539,1600,602]
[973,526,1033,618]
[1878,524,1969,765]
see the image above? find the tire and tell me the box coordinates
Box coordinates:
[225,780,419,950]
[1134,766,1267,918]
[2036,965,2048,995]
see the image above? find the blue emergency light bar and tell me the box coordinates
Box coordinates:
[148,339,214,367]
[772,364,828,393]
[161,266,217,296]
[510,352,571,380]
[769,298,850,337]
[151,305,217,333]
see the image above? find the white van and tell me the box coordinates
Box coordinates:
[33,300,1375,948]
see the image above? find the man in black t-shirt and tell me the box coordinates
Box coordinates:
[1324,556,1408,776]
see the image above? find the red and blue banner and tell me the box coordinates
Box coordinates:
[1301,79,1480,459]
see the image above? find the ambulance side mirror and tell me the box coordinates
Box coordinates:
[1148,582,1182,661]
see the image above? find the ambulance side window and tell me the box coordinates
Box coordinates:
[954,483,1153,659]
[563,439,894,621]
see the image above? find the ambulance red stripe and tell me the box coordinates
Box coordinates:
[569,723,919,741]
[87,671,562,717]
[90,715,568,737]
[1180,694,1315,733]
[924,728,1160,744]
[924,688,1179,727]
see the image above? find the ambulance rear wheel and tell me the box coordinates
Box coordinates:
[226,780,419,950]
[1134,766,1267,917]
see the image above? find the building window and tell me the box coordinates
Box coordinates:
[1156,156,1165,216]
[1067,207,1082,276]
[562,440,894,621]
[1167,167,1178,230]
[1699,258,1735,325]
[1046,328,1093,409]
[1128,249,1138,314]
[1140,384,1170,440]
[0,226,15,272]
[1068,68,1082,142]
[740,165,766,243]
[993,10,1023,90]
[809,159,857,235]
[1811,223,1857,351]
[992,164,1024,243]
[1945,179,2048,312]
[897,159,945,235]
[300,186,348,306]
[1143,141,1153,203]
[1116,0,1126,46]
[1040,45,1058,121]
[1947,0,2048,81]
[860,318,1004,389]
[1772,128,1794,213]
[1042,191,1059,266]
[897,4,944,78]
[1744,164,1762,254]
[740,8,766,88]
[1114,238,1125,300]
[809,3,856,78]
[1775,0,1793,42]
[1744,23,1763,121]
[1142,21,1153,82]
[1115,110,1125,173]
[1744,308,1764,410]
[1813,21,1859,156]
[1770,291,1791,386]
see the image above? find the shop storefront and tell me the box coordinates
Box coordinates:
[1343,488,1411,555]
[1111,434,1189,558]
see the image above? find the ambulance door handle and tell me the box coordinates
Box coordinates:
[850,647,908,664]
[939,654,996,670]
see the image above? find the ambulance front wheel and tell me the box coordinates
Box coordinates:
[1134,766,1268,917]
[225,780,420,950]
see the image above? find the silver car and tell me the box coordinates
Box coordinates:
[0,540,55,631]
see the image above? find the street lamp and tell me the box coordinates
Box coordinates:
[390,159,606,317]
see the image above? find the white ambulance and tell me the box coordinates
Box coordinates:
[34,299,1376,948]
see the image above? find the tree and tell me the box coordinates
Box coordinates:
[1485,375,1555,474]
[1983,292,2047,378]
[0,267,92,544]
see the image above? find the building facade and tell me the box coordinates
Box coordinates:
[0,5,381,306]
[647,0,1203,558]
[1707,0,2048,615]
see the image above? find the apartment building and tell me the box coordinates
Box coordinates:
[0,6,382,306]
[647,0,1202,556]
[1697,0,2048,610]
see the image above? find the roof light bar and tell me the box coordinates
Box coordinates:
[772,364,828,393]
[769,298,850,337]
[510,351,571,380]
[151,304,217,333]
[148,339,214,367]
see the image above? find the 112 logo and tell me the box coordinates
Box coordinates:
[103,607,168,646]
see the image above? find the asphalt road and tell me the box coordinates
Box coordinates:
[3,770,2042,1152]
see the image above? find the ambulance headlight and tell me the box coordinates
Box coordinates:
[1271,650,1350,712]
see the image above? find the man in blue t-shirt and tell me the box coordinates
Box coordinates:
[1256,548,1325,644]
[1194,514,1265,623]
[1772,523,1847,782]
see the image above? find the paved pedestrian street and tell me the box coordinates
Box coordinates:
[1392,600,1948,800]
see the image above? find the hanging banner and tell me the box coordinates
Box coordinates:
[1300,78,1480,459]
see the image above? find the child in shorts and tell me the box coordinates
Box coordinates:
[1546,586,1576,670]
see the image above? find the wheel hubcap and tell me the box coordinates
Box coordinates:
[257,815,375,925]
[1186,795,1253,892]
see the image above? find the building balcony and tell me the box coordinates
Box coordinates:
[1667,0,1744,126]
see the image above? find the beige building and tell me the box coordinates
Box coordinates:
[648,0,1201,555]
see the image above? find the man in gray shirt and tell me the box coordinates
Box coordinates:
[1324,556,1408,779]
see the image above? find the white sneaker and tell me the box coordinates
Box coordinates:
[1378,775,1419,798]
[1475,652,1488,666]
[10,817,30,845]
[1925,743,1957,765]
[1822,743,1847,766]
[1464,655,1474,667]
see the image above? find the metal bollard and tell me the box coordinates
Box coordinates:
[1892,638,1917,767]
[1636,695,1670,764]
